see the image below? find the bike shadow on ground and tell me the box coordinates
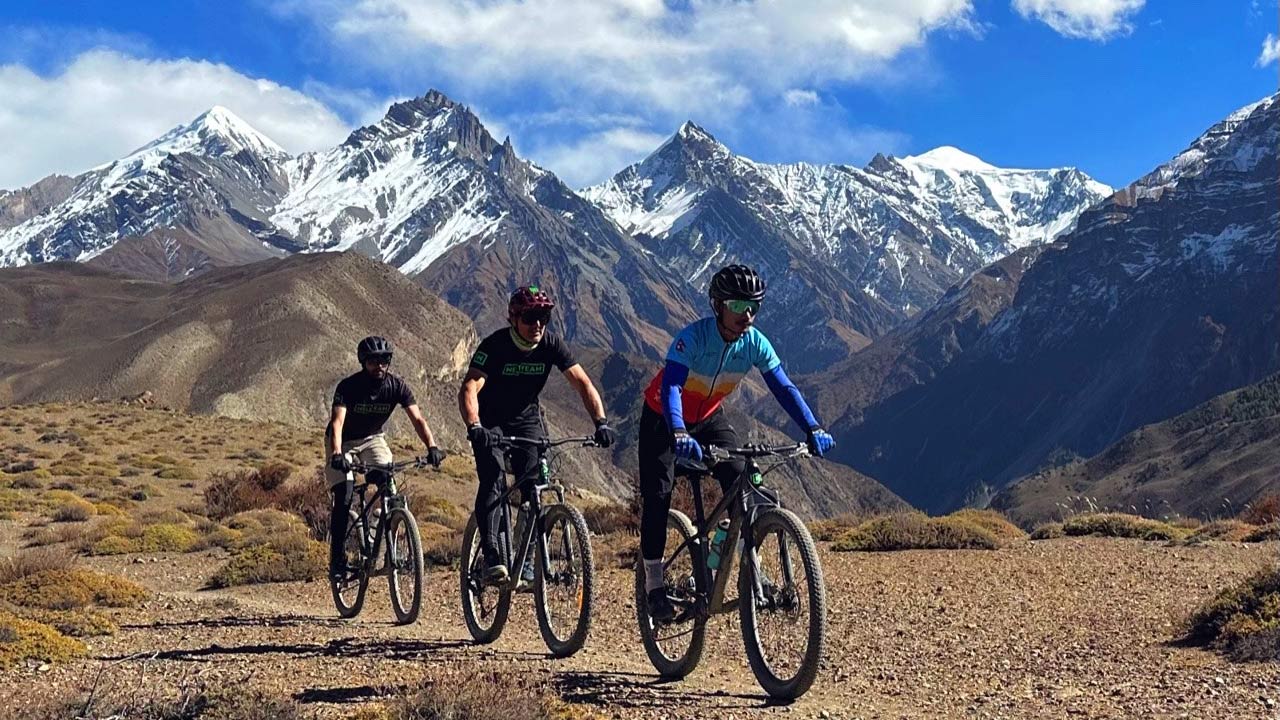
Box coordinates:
[102,636,473,663]
[294,684,406,706]
[554,670,791,710]
[119,614,351,631]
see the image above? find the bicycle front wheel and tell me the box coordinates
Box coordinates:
[331,509,369,619]
[386,507,424,625]
[534,503,595,657]
[738,507,828,699]
[459,513,511,643]
[635,509,706,678]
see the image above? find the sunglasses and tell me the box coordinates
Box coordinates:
[519,310,551,325]
[724,299,761,315]
[366,355,392,366]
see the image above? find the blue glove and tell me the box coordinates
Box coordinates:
[807,427,834,457]
[673,432,702,462]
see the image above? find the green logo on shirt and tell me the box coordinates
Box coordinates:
[471,350,488,366]
[502,362,546,376]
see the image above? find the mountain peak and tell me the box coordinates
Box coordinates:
[903,146,996,172]
[135,106,286,161]
[676,121,718,144]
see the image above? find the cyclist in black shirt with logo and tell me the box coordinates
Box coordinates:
[326,336,445,579]
[459,285,616,584]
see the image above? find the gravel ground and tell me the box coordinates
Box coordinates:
[1,537,1275,720]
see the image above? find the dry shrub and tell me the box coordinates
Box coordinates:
[1030,522,1065,540]
[1180,520,1256,545]
[2,604,117,637]
[406,490,468,531]
[52,497,97,522]
[0,547,76,585]
[207,534,326,588]
[32,682,301,720]
[381,670,601,720]
[944,509,1026,540]
[419,522,462,567]
[832,512,999,552]
[580,501,638,535]
[204,463,329,539]
[835,512,1002,551]
[1240,494,1280,526]
[0,610,86,668]
[809,512,867,542]
[1061,513,1188,541]
[1183,566,1280,661]
[0,568,147,610]
[1243,523,1280,543]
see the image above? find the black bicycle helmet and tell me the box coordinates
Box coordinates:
[356,336,394,363]
[708,264,766,302]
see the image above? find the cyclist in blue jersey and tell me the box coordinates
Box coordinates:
[637,264,835,621]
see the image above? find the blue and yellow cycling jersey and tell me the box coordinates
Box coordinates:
[643,318,782,425]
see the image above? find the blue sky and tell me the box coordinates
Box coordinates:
[0,1,1275,190]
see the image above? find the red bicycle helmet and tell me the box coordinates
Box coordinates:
[508,284,555,320]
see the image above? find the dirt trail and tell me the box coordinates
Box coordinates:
[1,538,1276,719]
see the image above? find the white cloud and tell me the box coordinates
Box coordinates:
[1012,0,1145,40]
[528,127,668,188]
[784,89,821,107]
[1258,34,1280,67]
[0,50,354,189]
[274,0,976,117]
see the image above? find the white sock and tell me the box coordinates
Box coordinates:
[644,559,666,593]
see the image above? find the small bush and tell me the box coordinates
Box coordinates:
[1030,522,1065,540]
[3,460,37,474]
[156,465,197,481]
[33,683,302,720]
[1240,494,1280,526]
[0,568,147,610]
[0,610,86,668]
[407,491,468,532]
[1180,520,1255,545]
[1061,513,1188,541]
[382,670,599,720]
[4,606,117,637]
[1183,566,1280,661]
[580,502,638,536]
[945,509,1026,540]
[0,548,76,585]
[808,512,866,542]
[1244,523,1280,543]
[832,512,1000,552]
[52,497,96,522]
[419,522,462,567]
[207,534,327,588]
[205,464,329,539]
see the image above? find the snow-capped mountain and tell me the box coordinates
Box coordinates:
[581,122,1108,370]
[832,93,1280,512]
[0,106,292,275]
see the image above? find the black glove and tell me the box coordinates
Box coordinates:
[467,423,501,449]
[329,453,351,472]
[592,418,616,448]
[425,446,446,468]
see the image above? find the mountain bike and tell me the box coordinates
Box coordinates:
[635,442,828,700]
[330,456,431,625]
[460,435,599,658]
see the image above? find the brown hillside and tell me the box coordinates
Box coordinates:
[993,373,1280,526]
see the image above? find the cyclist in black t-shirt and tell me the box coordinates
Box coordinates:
[458,285,616,584]
[326,336,445,579]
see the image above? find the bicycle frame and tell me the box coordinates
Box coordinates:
[480,436,591,588]
[348,459,416,572]
[662,445,806,620]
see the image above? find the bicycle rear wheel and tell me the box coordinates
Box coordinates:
[738,507,828,699]
[330,509,369,619]
[459,513,512,643]
[386,507,424,625]
[635,509,706,678]
[534,503,595,657]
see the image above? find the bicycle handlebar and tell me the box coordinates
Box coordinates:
[498,435,599,450]
[704,442,811,462]
[348,456,434,475]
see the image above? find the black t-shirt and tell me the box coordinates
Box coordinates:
[331,371,416,442]
[470,329,577,426]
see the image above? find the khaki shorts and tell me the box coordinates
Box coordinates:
[324,433,393,487]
